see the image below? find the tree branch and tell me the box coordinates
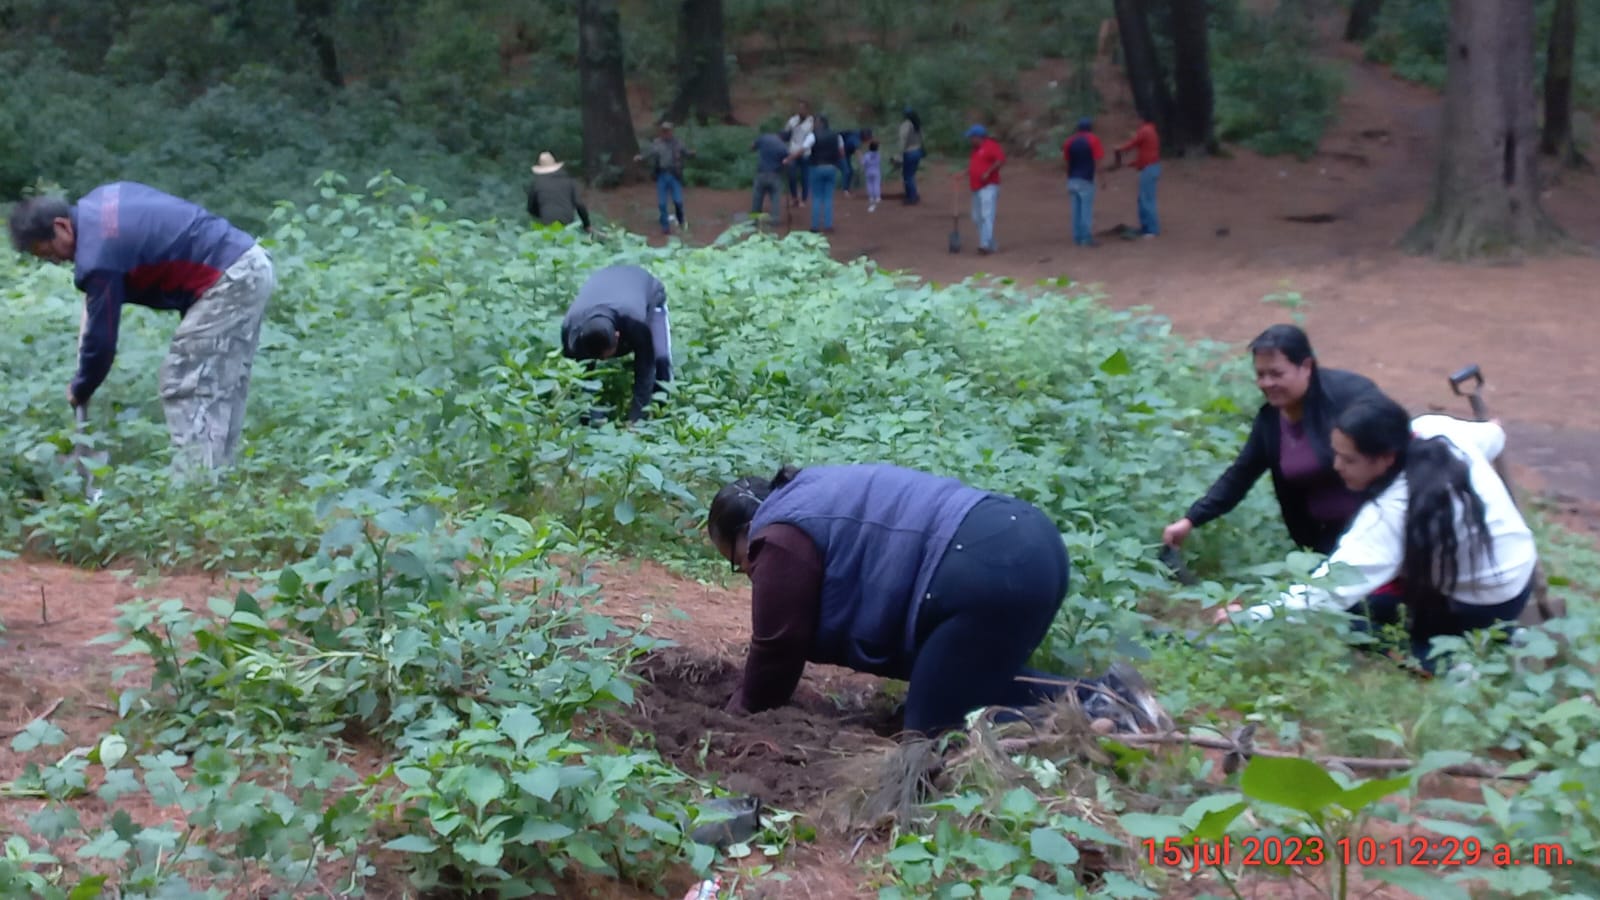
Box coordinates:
[972,731,1532,782]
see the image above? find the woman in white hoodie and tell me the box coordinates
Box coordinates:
[1229,392,1538,672]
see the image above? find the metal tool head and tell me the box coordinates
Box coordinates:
[1158,543,1198,586]
[71,404,105,504]
[1448,363,1484,396]
[689,795,763,848]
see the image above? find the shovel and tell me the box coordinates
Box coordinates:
[1447,364,1562,624]
[948,174,962,253]
[70,404,106,504]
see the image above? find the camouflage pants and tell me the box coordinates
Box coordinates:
[158,244,275,473]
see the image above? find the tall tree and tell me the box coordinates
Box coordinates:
[1167,0,1216,155]
[1113,0,1175,143]
[577,0,640,186]
[1540,0,1586,169]
[293,0,343,87]
[1404,0,1566,260]
[665,0,735,125]
[1343,0,1384,42]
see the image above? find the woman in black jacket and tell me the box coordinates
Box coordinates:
[1163,325,1379,555]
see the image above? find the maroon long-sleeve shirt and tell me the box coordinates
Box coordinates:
[737,524,825,712]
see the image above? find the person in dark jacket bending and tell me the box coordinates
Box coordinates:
[705,463,1169,737]
[560,265,673,425]
[1163,324,1380,555]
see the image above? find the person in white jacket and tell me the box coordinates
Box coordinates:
[1223,392,1538,672]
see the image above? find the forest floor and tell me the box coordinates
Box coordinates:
[599,33,1600,540]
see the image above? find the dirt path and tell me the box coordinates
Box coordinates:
[594,42,1600,533]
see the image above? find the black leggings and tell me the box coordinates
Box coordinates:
[903,496,1071,735]
[1349,576,1531,674]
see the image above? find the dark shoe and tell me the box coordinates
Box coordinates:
[1078,663,1171,734]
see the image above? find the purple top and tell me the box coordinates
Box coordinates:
[1278,414,1365,527]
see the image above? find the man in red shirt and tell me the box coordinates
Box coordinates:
[965,124,1006,254]
[1063,117,1105,247]
[1116,117,1162,237]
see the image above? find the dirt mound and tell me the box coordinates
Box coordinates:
[606,649,901,817]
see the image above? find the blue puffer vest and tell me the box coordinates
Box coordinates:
[748,464,989,677]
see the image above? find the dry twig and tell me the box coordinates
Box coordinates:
[2,697,66,738]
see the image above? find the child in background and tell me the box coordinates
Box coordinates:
[863,138,883,212]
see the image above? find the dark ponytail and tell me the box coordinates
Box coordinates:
[1335,396,1493,598]
[1401,439,1493,597]
[706,465,805,546]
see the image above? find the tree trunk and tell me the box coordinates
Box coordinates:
[293,0,343,87]
[578,0,640,186]
[1113,0,1175,144]
[1168,0,1217,155]
[1540,0,1586,169]
[665,0,736,125]
[1403,0,1567,260]
[1344,0,1384,42]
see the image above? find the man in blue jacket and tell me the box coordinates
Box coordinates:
[9,182,277,473]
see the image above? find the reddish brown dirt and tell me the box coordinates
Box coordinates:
[599,648,900,810]
[592,36,1600,537]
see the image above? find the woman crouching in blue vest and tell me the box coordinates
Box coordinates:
[705,463,1169,737]
[1222,393,1539,673]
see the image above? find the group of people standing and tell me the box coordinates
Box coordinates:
[522,106,1165,252]
[748,101,929,233]
[748,106,1166,253]
[1061,115,1163,247]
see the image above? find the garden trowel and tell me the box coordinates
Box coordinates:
[71,404,106,504]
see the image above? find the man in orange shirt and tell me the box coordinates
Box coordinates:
[965,124,1006,254]
[1116,117,1162,237]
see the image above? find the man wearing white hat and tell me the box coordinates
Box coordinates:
[526,152,592,232]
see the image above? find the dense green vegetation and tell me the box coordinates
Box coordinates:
[2,173,1598,897]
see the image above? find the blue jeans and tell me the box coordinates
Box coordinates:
[1137,163,1161,235]
[1068,178,1095,245]
[809,165,839,230]
[970,183,998,251]
[841,155,854,191]
[656,173,685,232]
[788,159,810,201]
[902,148,925,203]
